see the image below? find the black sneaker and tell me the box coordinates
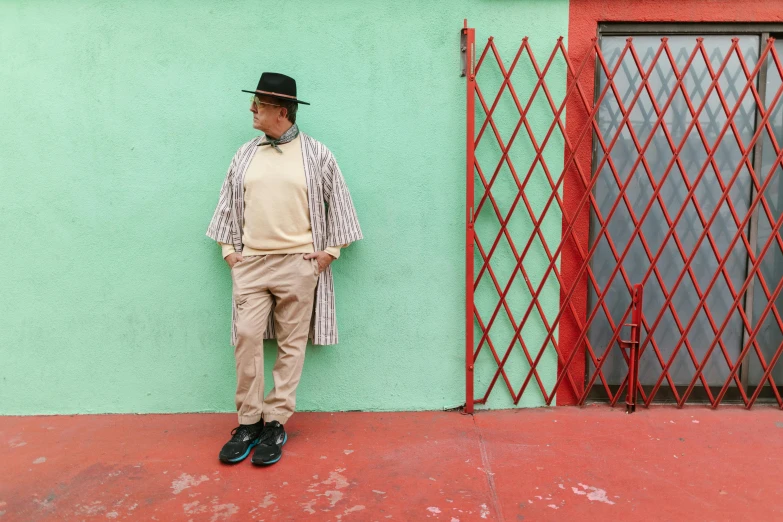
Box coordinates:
[218,422,264,463]
[251,421,287,466]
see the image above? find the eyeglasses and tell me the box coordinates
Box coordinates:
[250,95,283,109]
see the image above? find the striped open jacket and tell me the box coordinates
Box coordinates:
[206,133,363,345]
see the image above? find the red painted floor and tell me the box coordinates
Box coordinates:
[2,406,782,521]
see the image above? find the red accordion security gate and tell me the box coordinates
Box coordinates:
[463,21,783,412]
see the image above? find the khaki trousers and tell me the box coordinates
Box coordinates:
[231,254,319,425]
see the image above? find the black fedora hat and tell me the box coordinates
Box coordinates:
[242,72,310,105]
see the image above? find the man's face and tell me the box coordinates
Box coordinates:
[250,95,284,132]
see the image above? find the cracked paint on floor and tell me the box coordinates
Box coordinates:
[2,407,783,520]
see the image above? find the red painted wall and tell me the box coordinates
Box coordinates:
[557,0,783,405]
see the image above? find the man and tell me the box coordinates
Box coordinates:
[207,72,362,466]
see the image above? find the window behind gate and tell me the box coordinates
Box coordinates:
[588,23,783,402]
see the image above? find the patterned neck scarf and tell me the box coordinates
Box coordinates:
[259,124,300,153]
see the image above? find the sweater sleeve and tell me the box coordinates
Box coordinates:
[325,244,348,259]
[219,242,236,259]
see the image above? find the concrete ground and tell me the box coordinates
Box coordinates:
[2,406,782,521]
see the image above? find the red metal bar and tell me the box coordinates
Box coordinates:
[622,39,759,405]
[642,40,781,406]
[606,39,744,402]
[510,38,656,405]
[472,35,698,406]
[711,211,783,407]
[472,38,597,404]
[465,27,783,410]
[670,41,783,407]
[469,40,552,402]
[577,38,754,406]
[473,39,636,405]
[539,37,737,405]
[585,37,783,407]
[555,37,703,405]
[566,37,770,407]
[464,21,475,414]
[622,284,644,413]
[473,235,547,402]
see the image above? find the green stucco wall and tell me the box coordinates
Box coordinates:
[0,0,569,415]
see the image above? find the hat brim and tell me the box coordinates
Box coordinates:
[242,90,310,105]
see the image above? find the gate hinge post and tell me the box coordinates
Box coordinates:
[460,23,468,77]
[461,19,475,78]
